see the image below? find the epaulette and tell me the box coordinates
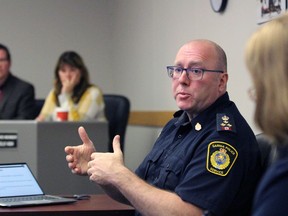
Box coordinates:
[216,113,236,133]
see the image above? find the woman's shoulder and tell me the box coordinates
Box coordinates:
[87,85,101,92]
[45,89,56,98]
[269,157,288,177]
[252,157,288,215]
[259,157,288,190]
[84,85,103,99]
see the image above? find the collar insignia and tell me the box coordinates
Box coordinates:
[195,122,202,131]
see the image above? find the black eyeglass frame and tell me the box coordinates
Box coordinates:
[166,66,224,81]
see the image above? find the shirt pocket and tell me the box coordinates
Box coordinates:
[158,155,184,190]
[143,149,164,180]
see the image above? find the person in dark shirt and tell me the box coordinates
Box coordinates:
[0,43,35,119]
[65,39,262,216]
[245,12,288,216]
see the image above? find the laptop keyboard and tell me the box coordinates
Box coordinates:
[0,195,58,202]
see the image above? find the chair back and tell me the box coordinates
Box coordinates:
[103,94,130,152]
[34,99,45,118]
[256,133,278,172]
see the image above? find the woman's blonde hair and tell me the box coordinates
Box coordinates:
[245,13,288,142]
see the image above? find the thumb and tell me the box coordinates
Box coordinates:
[78,126,93,147]
[112,135,122,155]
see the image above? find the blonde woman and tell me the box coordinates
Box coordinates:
[245,12,288,216]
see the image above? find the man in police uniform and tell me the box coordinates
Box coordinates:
[65,39,262,216]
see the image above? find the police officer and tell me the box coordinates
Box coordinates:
[65,39,262,216]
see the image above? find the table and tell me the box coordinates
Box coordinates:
[0,195,135,216]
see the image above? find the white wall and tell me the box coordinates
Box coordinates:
[110,0,264,170]
[0,0,266,171]
[0,0,114,97]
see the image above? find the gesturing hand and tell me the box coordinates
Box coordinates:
[61,72,80,94]
[64,126,96,175]
[87,135,124,185]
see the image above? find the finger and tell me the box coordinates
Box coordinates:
[66,154,72,162]
[87,161,93,175]
[62,79,69,86]
[64,146,74,154]
[78,126,93,146]
[72,167,80,174]
[71,73,78,83]
[68,162,75,170]
[112,135,122,154]
[90,152,97,160]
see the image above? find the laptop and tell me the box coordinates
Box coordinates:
[0,163,76,207]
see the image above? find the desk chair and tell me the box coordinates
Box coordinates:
[103,94,130,152]
[256,133,278,172]
[34,99,45,118]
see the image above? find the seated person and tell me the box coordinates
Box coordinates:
[0,43,35,119]
[65,39,263,216]
[245,12,288,216]
[36,51,106,121]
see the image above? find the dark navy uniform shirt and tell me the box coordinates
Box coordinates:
[252,145,288,216]
[135,92,262,216]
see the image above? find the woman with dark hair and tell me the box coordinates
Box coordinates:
[36,51,106,121]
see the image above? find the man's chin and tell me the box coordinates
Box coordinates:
[177,101,192,111]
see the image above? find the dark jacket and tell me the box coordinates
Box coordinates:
[0,73,35,119]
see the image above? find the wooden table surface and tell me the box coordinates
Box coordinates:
[0,194,135,216]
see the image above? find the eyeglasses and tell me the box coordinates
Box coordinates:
[248,87,256,101]
[166,66,224,81]
[0,58,8,64]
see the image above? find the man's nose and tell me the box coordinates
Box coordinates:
[178,69,190,83]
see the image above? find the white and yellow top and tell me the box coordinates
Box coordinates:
[40,86,106,121]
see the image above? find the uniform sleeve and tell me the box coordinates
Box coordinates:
[175,134,249,215]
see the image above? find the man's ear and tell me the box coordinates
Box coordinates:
[219,73,228,92]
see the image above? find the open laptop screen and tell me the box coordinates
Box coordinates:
[0,163,43,197]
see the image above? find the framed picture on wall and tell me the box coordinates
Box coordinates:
[257,0,287,24]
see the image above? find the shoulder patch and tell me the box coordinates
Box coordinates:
[216,113,236,133]
[206,141,238,176]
